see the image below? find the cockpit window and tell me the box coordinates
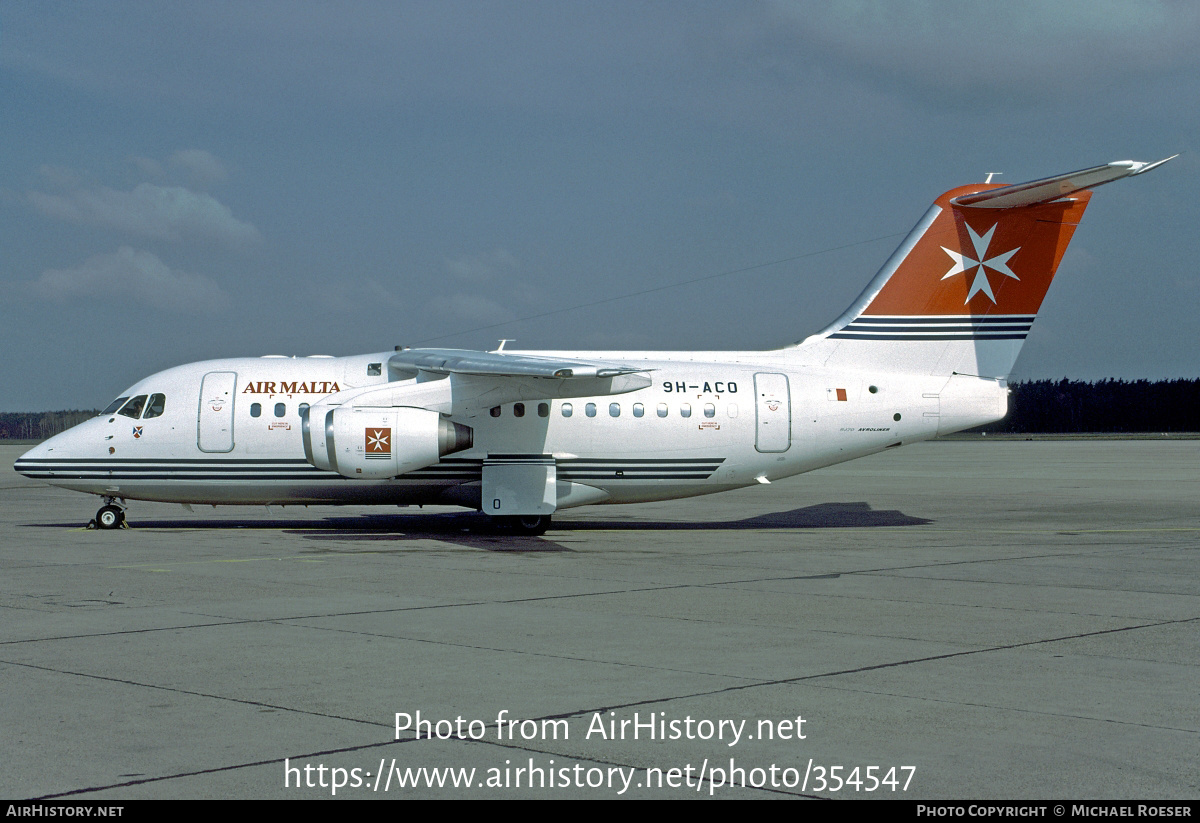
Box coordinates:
[143,394,166,419]
[117,395,148,419]
[101,397,129,415]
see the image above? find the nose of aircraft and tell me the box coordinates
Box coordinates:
[16,437,48,464]
[14,426,82,480]
[14,442,44,481]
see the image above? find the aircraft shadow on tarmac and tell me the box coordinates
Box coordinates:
[32,502,930,552]
[555,502,931,531]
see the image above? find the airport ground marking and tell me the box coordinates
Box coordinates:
[13,540,1193,648]
[110,553,383,570]
[17,659,810,802]
[5,656,807,801]
[7,582,1194,799]
[515,615,1200,734]
[799,678,1200,736]
[99,523,1199,575]
[27,609,1176,799]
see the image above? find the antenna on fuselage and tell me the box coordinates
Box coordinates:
[985,172,1002,184]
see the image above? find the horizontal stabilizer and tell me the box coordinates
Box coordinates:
[954,157,1176,209]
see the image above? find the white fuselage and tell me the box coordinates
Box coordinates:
[16,160,1169,525]
[15,350,1005,510]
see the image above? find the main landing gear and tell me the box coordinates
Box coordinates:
[497,514,552,536]
[92,497,127,530]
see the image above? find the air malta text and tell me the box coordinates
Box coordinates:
[241,381,341,395]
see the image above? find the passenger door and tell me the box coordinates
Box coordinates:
[754,372,791,453]
[198,371,237,452]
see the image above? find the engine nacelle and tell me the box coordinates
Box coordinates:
[302,405,473,479]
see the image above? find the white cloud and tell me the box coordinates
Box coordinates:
[431,249,531,328]
[427,293,517,325]
[37,165,84,190]
[444,248,519,283]
[129,156,166,179]
[30,247,231,314]
[301,277,409,314]
[28,183,260,247]
[170,149,228,186]
[769,0,1200,105]
[129,150,228,186]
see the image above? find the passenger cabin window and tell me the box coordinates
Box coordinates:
[490,406,501,417]
[118,395,147,419]
[250,403,262,418]
[609,403,620,417]
[298,403,309,416]
[513,403,525,418]
[562,403,573,417]
[538,403,549,418]
[703,403,716,418]
[680,403,692,418]
[367,363,382,376]
[727,404,738,418]
[657,403,668,418]
[585,403,597,418]
[633,403,644,418]
[274,403,286,418]
[143,394,166,419]
[102,397,129,416]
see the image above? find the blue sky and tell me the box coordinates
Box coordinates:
[2,1,1197,410]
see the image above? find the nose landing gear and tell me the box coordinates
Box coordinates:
[92,497,127,530]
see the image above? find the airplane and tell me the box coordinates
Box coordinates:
[15,158,1172,534]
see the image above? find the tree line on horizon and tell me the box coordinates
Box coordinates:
[0,410,100,440]
[1,378,1197,440]
[975,378,1200,434]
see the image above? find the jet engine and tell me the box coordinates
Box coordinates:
[302,405,473,479]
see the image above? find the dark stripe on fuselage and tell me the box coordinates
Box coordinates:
[830,315,1033,341]
[16,457,312,464]
[828,332,1028,340]
[15,455,726,482]
[846,316,1034,325]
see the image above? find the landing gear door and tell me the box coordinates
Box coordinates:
[483,458,556,516]
[754,372,791,453]
[198,371,237,453]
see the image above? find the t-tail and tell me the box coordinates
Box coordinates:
[795,158,1174,380]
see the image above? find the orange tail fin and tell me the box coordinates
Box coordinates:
[799,158,1173,377]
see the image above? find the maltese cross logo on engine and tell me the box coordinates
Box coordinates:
[941,223,1020,304]
[365,427,390,457]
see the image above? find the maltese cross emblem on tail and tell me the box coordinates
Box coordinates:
[941,223,1020,304]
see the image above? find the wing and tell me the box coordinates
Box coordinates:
[388,348,648,379]
[309,348,656,416]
